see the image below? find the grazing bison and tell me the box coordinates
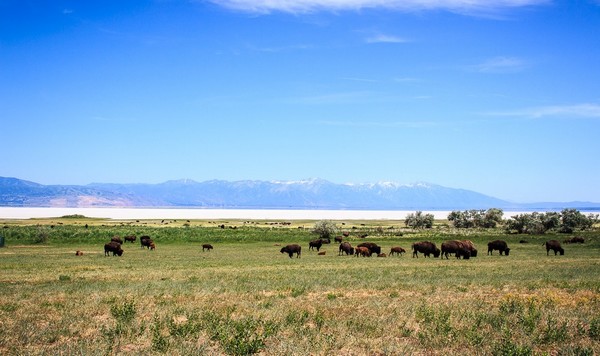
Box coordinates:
[339,242,355,256]
[104,241,123,256]
[280,244,302,258]
[342,231,350,237]
[460,240,478,257]
[412,241,441,258]
[75,250,83,256]
[141,236,154,249]
[441,240,471,260]
[355,246,371,257]
[334,236,344,243]
[357,242,381,255]
[124,235,136,243]
[202,244,214,252]
[111,236,123,245]
[309,239,323,251]
[565,236,585,244]
[544,240,564,256]
[389,247,406,256]
[149,242,156,250]
[488,240,510,255]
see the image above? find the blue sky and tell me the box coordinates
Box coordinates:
[1,0,599,203]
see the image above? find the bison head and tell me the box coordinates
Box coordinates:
[471,249,478,257]
[433,248,441,258]
[559,248,565,255]
[504,248,510,256]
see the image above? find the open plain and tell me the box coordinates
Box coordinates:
[0,216,599,355]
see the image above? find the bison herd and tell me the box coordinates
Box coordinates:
[99,231,575,261]
[102,235,156,257]
[277,237,572,260]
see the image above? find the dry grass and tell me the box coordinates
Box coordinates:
[0,221,598,355]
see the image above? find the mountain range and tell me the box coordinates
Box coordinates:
[1,176,598,210]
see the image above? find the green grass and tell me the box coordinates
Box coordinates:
[0,220,599,355]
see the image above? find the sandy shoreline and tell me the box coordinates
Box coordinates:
[0,207,558,221]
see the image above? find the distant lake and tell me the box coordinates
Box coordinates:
[0,207,580,220]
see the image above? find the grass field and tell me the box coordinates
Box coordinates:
[0,217,599,355]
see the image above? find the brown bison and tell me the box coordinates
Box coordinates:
[389,246,406,256]
[149,242,156,250]
[281,244,301,258]
[141,236,154,249]
[412,241,441,258]
[377,253,387,257]
[342,231,350,237]
[202,244,214,251]
[487,240,510,255]
[75,250,83,256]
[334,236,344,243]
[104,241,123,256]
[564,236,585,244]
[111,236,123,244]
[441,240,471,259]
[318,251,326,256]
[339,242,355,256]
[309,239,323,251]
[357,242,381,255]
[355,246,371,257]
[460,240,478,257]
[124,235,136,243]
[544,240,564,255]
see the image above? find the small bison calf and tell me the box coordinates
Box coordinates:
[202,244,214,251]
[75,250,83,256]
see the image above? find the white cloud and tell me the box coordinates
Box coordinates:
[366,34,409,44]
[469,56,527,73]
[488,104,600,119]
[208,0,550,15]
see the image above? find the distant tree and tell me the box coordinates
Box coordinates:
[405,211,434,229]
[483,208,504,228]
[505,209,595,234]
[312,220,338,240]
[448,209,503,229]
[559,209,595,233]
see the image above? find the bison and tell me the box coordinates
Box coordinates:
[111,236,123,245]
[149,242,156,250]
[460,240,478,257]
[389,246,406,256]
[75,250,83,256]
[334,236,344,243]
[377,253,387,257]
[544,240,564,256]
[412,241,441,258]
[355,246,371,257]
[357,242,381,255]
[141,236,154,249]
[441,240,471,259]
[104,241,123,256]
[488,240,510,256]
[280,244,301,258]
[124,235,136,243]
[202,244,214,252]
[318,251,326,256]
[564,236,585,244]
[339,242,355,256]
[309,239,323,251]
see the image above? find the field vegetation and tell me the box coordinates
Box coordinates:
[0,215,599,355]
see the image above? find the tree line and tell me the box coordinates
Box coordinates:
[403,208,598,234]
